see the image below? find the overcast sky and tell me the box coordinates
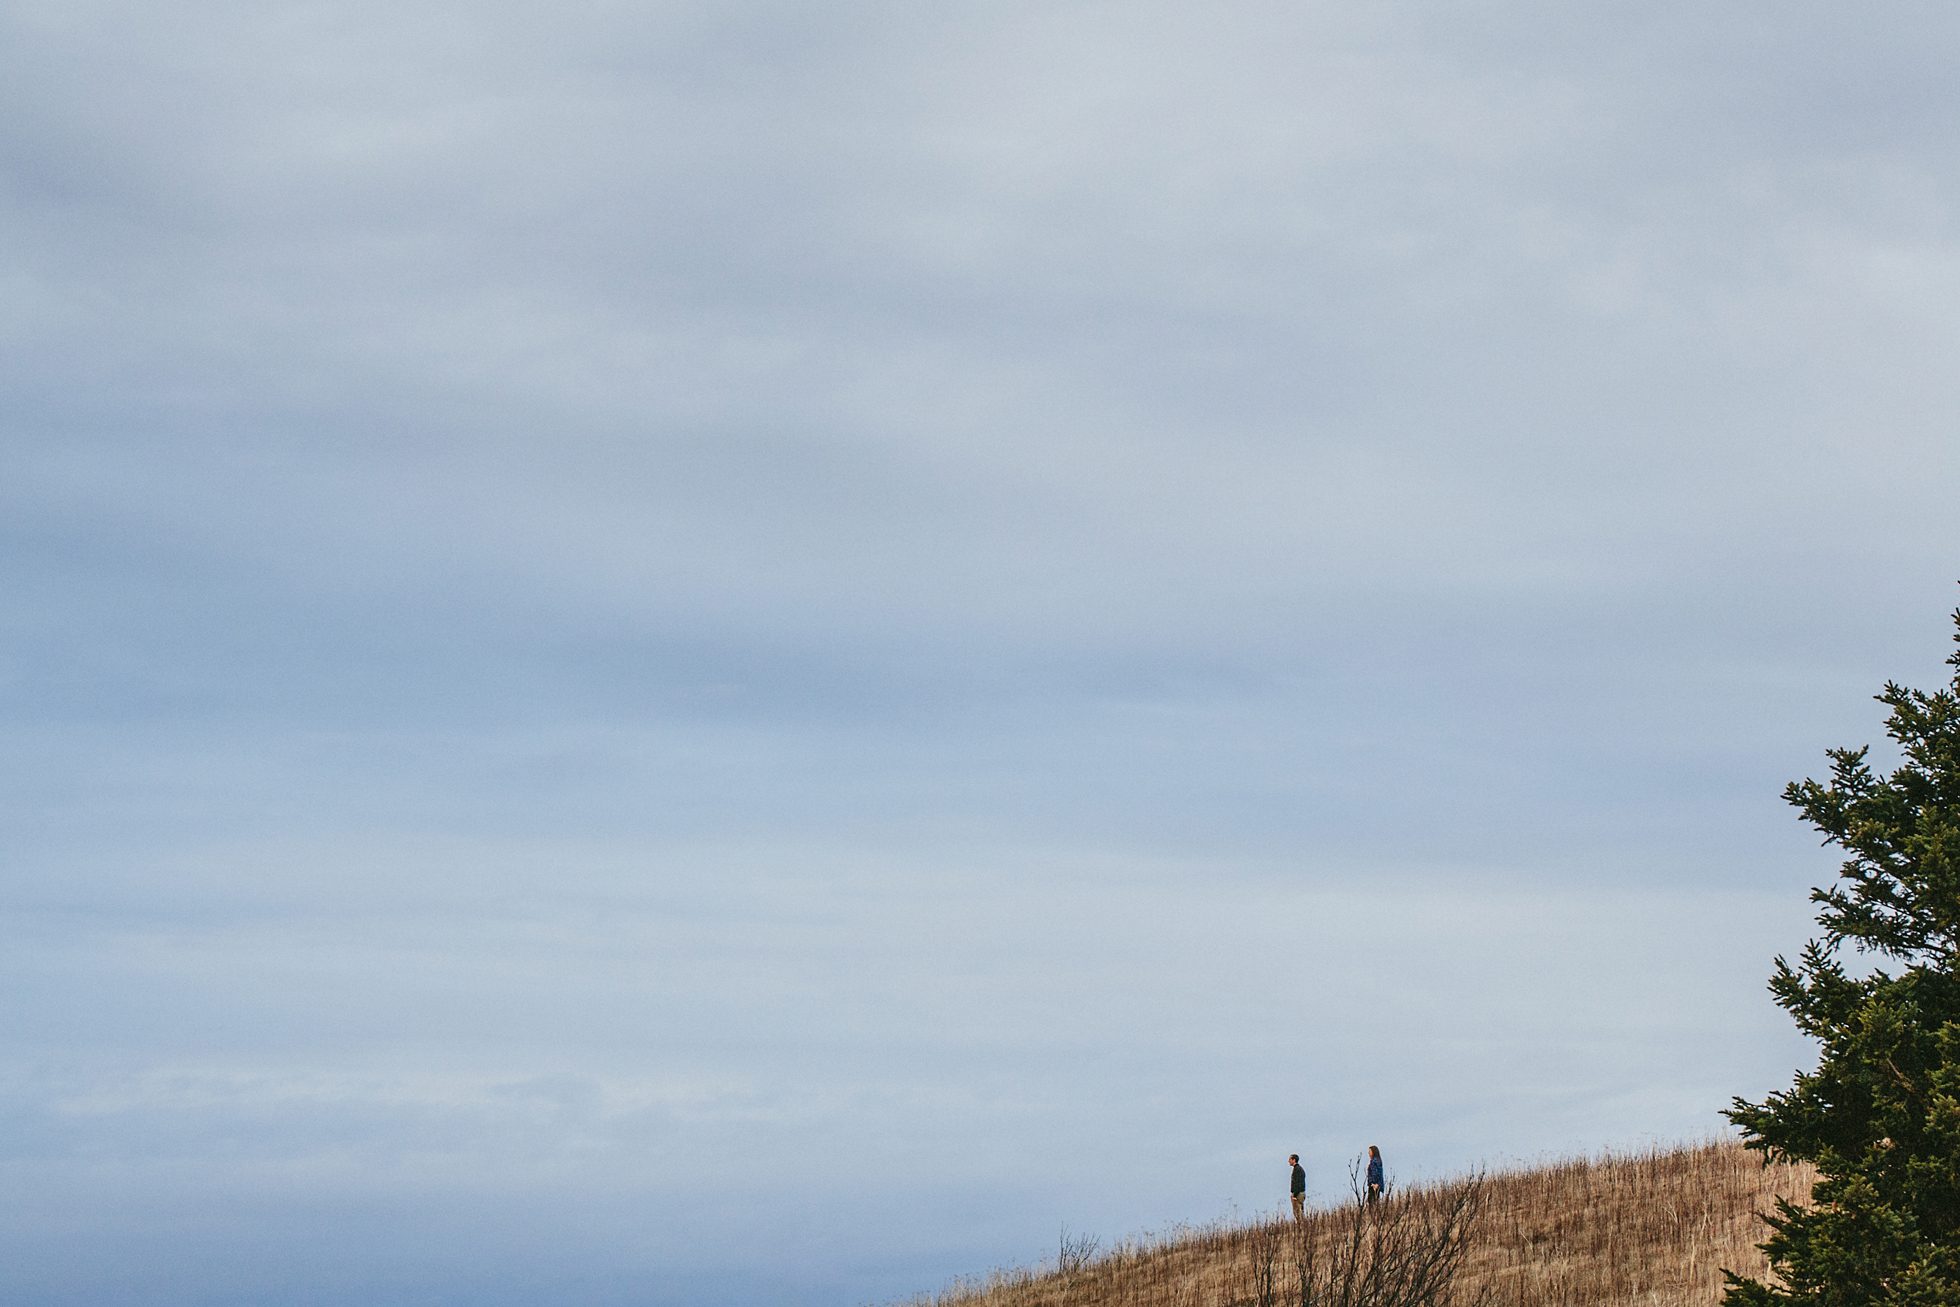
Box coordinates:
[5,3,1960,1304]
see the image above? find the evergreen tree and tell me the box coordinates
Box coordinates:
[1726,601,1960,1307]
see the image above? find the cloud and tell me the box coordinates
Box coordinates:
[2,866,1815,1292]
[5,2,1960,1302]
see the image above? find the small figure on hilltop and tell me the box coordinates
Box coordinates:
[1366,1145,1385,1204]
[1288,1153,1306,1221]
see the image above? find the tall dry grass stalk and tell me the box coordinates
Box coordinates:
[890,1140,1813,1307]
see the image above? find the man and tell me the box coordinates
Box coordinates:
[1288,1153,1306,1221]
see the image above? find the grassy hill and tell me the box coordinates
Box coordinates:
[898,1141,1812,1307]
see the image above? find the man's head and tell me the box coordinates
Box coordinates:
[1288,1154,1299,1166]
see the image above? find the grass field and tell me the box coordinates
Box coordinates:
[896,1140,1813,1307]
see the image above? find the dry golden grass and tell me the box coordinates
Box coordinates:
[894,1141,1813,1307]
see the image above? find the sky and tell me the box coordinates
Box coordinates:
[5,2,1960,1303]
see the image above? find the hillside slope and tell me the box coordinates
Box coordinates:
[901,1141,1813,1307]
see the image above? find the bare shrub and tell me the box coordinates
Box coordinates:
[1057,1225,1101,1276]
[1235,1165,1487,1307]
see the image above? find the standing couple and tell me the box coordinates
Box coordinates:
[1289,1145,1385,1219]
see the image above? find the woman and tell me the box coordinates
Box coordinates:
[1365,1145,1384,1203]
